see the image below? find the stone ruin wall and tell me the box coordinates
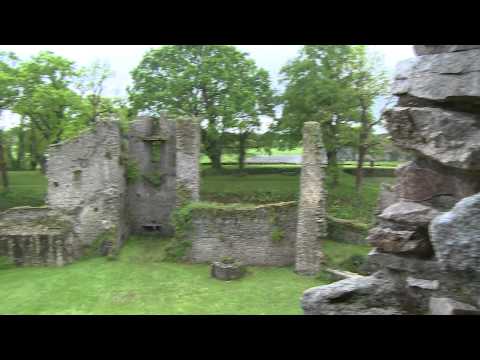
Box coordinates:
[46,120,128,256]
[302,45,480,315]
[175,117,201,206]
[188,202,297,266]
[127,116,200,235]
[295,122,328,275]
[127,116,177,235]
[0,115,201,266]
[0,207,75,266]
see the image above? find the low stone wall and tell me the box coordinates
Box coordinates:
[185,201,369,266]
[327,216,369,244]
[0,207,76,266]
[187,202,297,266]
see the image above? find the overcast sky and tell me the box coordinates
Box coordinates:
[0,45,414,129]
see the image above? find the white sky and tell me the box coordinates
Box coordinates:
[0,45,414,130]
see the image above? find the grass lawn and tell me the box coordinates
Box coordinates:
[1,167,395,225]
[0,236,369,315]
[201,168,395,225]
[0,171,47,211]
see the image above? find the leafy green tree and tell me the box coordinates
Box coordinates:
[348,47,389,190]
[0,51,20,188]
[129,45,274,169]
[278,45,362,186]
[11,51,90,171]
[76,60,114,124]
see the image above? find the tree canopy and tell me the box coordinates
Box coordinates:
[129,45,275,169]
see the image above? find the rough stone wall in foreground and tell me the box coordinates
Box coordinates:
[188,203,297,266]
[295,122,328,275]
[46,120,127,255]
[302,45,480,315]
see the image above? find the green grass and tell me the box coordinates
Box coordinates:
[0,236,340,315]
[0,171,47,211]
[1,166,395,225]
[322,240,371,272]
[201,169,395,225]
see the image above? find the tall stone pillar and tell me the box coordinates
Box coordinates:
[175,117,201,207]
[295,122,328,275]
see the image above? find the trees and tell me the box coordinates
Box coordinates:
[278,45,388,188]
[279,45,361,186]
[0,128,8,190]
[0,51,20,189]
[0,51,123,173]
[76,60,114,125]
[129,45,274,170]
[348,47,389,190]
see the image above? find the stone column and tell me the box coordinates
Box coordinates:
[295,122,328,275]
[175,117,201,207]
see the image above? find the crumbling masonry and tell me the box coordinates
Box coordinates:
[302,45,480,315]
[295,122,328,275]
[0,116,200,265]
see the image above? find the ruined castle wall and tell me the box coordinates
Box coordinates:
[295,122,328,275]
[127,116,177,235]
[127,116,201,235]
[46,121,127,253]
[0,207,76,266]
[188,202,297,266]
[175,117,201,206]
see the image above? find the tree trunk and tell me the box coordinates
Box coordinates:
[238,132,248,171]
[38,154,47,174]
[327,149,339,187]
[17,117,25,170]
[356,100,369,191]
[209,150,222,170]
[30,130,38,170]
[356,146,366,191]
[0,130,9,190]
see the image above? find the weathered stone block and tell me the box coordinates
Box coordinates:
[414,45,480,56]
[211,261,246,281]
[395,159,480,208]
[302,275,404,315]
[384,107,480,170]
[429,297,480,315]
[379,201,440,227]
[392,48,480,108]
[406,277,439,290]
[430,193,480,273]
[365,249,440,276]
[367,227,432,257]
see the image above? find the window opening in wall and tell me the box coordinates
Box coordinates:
[73,170,82,182]
[151,141,162,163]
[143,224,162,232]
